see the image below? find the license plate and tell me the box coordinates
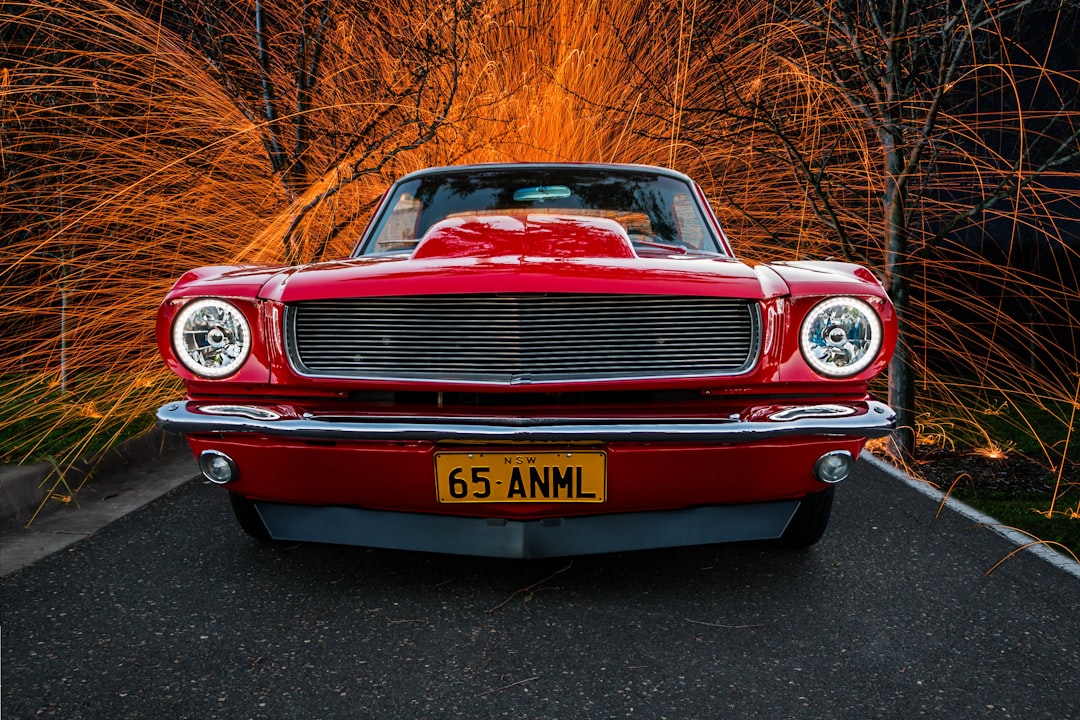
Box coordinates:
[435,451,606,503]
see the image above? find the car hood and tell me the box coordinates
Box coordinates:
[259,214,783,303]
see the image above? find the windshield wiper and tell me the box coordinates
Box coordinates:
[631,238,688,254]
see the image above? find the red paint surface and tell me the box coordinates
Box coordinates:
[412,214,637,260]
[187,434,866,518]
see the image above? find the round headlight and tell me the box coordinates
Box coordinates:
[799,297,883,378]
[172,298,251,378]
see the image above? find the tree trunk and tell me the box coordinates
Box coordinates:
[883,150,917,462]
[887,309,917,462]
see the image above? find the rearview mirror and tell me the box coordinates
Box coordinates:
[513,185,572,202]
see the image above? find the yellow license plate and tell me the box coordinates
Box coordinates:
[435,451,606,503]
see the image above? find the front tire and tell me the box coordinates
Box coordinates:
[228,492,274,542]
[773,487,834,549]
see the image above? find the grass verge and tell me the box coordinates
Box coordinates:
[951,489,1080,556]
[0,372,176,466]
[913,377,1078,559]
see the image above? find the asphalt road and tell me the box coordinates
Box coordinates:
[2,461,1078,720]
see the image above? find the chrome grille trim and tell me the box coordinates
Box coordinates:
[285,294,760,384]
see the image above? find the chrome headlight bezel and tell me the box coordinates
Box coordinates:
[171,298,252,379]
[799,296,883,378]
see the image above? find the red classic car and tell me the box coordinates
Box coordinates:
[156,163,896,557]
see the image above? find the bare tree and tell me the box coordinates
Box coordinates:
[160,0,479,262]
[0,0,483,472]
[676,0,1080,461]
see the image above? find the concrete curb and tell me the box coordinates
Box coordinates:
[864,452,1080,579]
[1,428,198,576]
[0,428,190,526]
[0,462,52,525]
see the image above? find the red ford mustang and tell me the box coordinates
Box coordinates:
[156,163,896,557]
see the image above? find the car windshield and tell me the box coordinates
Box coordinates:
[356,167,724,255]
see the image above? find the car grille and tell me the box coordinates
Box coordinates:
[285,294,760,383]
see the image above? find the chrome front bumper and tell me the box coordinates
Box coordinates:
[157,399,896,443]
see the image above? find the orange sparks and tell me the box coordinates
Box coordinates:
[1,0,1077,516]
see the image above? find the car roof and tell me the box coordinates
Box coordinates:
[392,162,698,186]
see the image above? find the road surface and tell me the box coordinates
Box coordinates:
[2,460,1077,719]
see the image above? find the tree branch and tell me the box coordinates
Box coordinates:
[922,124,1080,250]
[254,0,287,178]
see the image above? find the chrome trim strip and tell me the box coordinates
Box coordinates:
[199,404,282,421]
[769,404,856,421]
[158,400,896,443]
